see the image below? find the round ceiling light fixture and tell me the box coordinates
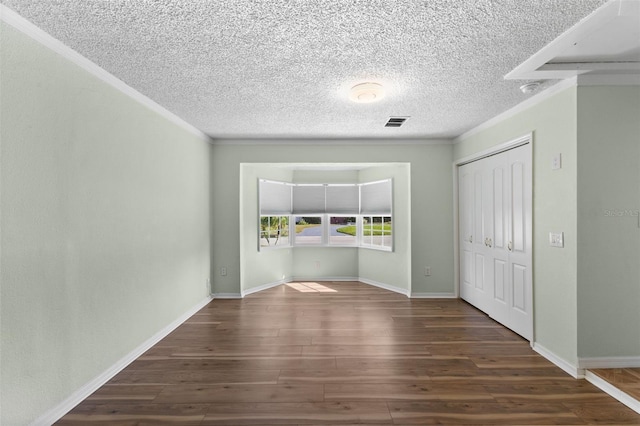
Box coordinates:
[349,82,385,103]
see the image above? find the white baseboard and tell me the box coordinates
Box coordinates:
[532,342,583,379]
[585,370,640,414]
[241,278,290,297]
[30,294,214,426]
[578,356,640,369]
[238,277,451,299]
[226,278,454,300]
[212,292,242,299]
[358,278,410,297]
[411,292,456,298]
[290,276,359,282]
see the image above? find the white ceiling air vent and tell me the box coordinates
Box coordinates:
[385,117,409,128]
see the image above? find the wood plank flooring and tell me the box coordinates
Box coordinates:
[591,368,640,402]
[56,281,640,425]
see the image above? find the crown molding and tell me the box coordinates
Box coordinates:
[454,77,577,143]
[211,137,452,146]
[1,5,211,143]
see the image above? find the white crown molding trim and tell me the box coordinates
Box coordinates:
[0,5,211,143]
[578,356,640,369]
[358,278,410,297]
[211,138,453,146]
[585,370,640,414]
[532,343,583,379]
[454,78,577,143]
[212,293,243,299]
[410,292,456,298]
[29,294,214,426]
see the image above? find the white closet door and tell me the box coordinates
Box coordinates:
[458,143,532,341]
[505,145,533,340]
[458,163,475,305]
[486,154,510,327]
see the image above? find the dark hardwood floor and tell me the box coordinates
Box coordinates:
[56,281,640,425]
[591,368,640,402]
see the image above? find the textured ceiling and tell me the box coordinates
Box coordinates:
[2,0,610,139]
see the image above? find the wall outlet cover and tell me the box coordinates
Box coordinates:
[549,232,564,248]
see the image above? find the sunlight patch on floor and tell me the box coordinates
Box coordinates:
[286,282,338,293]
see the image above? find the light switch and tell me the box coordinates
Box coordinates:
[549,232,564,248]
[551,153,562,170]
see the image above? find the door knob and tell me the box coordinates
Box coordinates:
[508,241,513,251]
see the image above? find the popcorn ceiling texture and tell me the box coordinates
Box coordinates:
[2,0,607,139]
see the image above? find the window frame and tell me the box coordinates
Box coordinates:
[259,215,291,249]
[258,179,393,252]
[292,215,325,246]
[328,215,359,247]
[360,215,393,251]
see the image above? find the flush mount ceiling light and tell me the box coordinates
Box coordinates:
[349,82,385,103]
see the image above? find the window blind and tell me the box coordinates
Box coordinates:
[259,180,292,214]
[325,184,359,214]
[360,179,392,214]
[292,185,326,213]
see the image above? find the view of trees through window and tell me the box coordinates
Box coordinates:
[260,216,289,247]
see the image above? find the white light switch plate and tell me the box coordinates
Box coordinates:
[552,153,562,170]
[549,232,564,248]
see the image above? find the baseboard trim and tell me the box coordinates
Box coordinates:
[290,276,359,283]
[30,294,214,426]
[358,278,410,297]
[241,278,290,297]
[532,343,583,379]
[235,277,451,299]
[585,370,640,414]
[578,356,640,369]
[411,292,456,298]
[213,293,243,299]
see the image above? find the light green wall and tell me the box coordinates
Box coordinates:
[454,87,579,364]
[576,86,640,358]
[1,22,211,425]
[239,163,411,293]
[289,169,359,282]
[212,143,454,295]
[359,164,412,293]
[239,164,294,293]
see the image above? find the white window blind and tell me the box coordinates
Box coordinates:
[292,185,326,213]
[259,180,292,214]
[325,184,359,214]
[360,179,392,214]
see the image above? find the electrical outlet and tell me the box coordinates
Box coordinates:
[315,261,321,269]
[220,267,227,276]
[424,266,431,276]
[549,232,564,248]
[552,153,562,170]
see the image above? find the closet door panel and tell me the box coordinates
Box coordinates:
[457,141,532,341]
